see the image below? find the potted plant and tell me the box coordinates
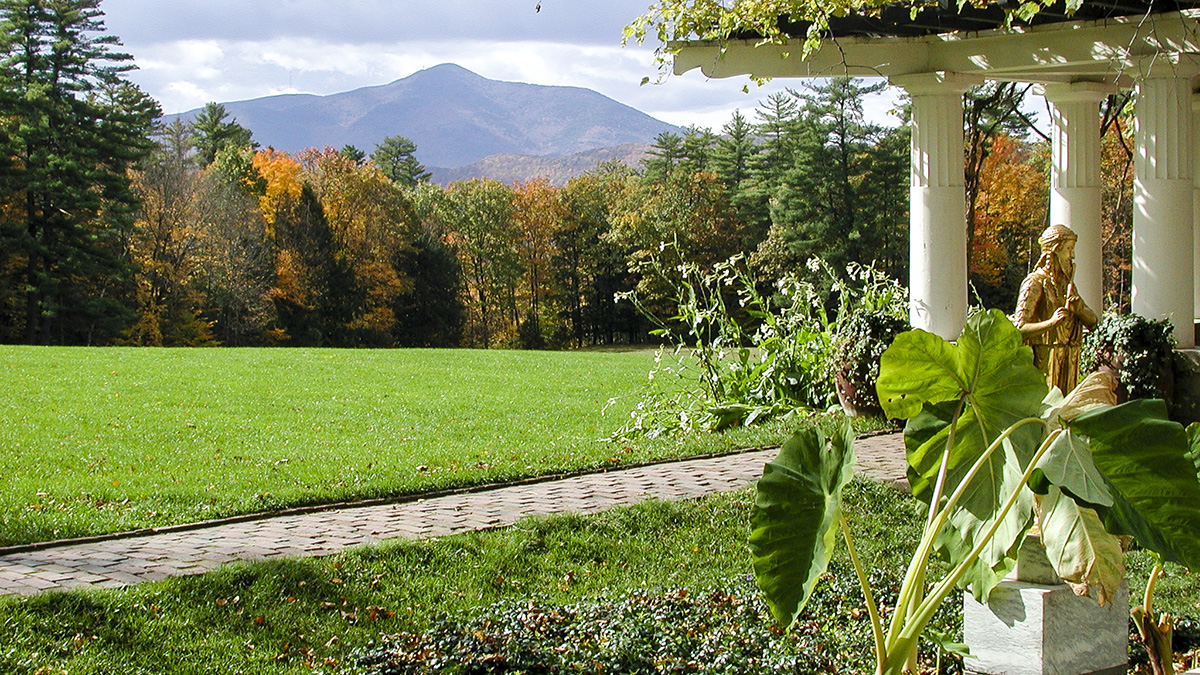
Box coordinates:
[830,310,909,417]
[1082,312,1175,402]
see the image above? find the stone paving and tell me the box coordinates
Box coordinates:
[0,432,905,598]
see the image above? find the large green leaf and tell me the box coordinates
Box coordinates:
[749,424,857,628]
[877,309,1046,423]
[1071,400,1200,571]
[1033,428,1113,508]
[880,310,1047,600]
[1035,486,1125,606]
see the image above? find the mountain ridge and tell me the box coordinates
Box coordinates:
[429,143,652,186]
[165,64,678,171]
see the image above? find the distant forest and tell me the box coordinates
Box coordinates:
[0,1,1137,348]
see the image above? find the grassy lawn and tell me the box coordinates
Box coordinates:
[0,346,827,547]
[0,480,927,674]
[1,474,1195,673]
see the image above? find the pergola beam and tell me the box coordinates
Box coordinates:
[672,9,1200,85]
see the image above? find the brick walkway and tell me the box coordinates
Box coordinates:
[0,432,905,597]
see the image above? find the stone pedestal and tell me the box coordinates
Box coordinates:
[963,536,1129,675]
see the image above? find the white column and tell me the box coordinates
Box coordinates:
[1041,82,1114,315]
[891,72,981,340]
[1132,59,1197,347]
[1193,92,1200,322]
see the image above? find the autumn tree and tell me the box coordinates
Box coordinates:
[396,182,466,347]
[1100,96,1134,312]
[251,149,346,345]
[0,0,159,344]
[193,158,277,346]
[441,179,521,347]
[557,164,639,346]
[125,120,216,345]
[963,81,1042,273]
[969,132,1049,309]
[300,147,418,346]
[512,178,567,348]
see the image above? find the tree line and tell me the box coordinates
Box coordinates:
[1,0,1137,348]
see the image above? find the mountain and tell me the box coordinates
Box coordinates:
[429,143,652,186]
[166,64,680,169]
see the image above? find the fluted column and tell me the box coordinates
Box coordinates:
[1132,58,1198,347]
[891,72,982,339]
[1194,92,1200,321]
[1041,82,1114,315]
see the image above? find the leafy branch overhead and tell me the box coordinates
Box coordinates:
[625,0,1076,78]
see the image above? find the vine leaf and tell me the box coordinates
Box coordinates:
[749,424,856,627]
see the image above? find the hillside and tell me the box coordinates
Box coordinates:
[430,143,651,186]
[166,64,679,169]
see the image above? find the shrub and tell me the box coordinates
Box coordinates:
[613,249,907,437]
[348,573,961,675]
[1082,313,1175,400]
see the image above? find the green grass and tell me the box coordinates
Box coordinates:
[0,480,927,675]
[0,346,831,547]
[1,475,1195,674]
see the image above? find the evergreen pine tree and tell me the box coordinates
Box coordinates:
[712,110,759,187]
[641,131,684,181]
[191,102,255,167]
[0,0,160,344]
[680,126,718,173]
[371,135,431,187]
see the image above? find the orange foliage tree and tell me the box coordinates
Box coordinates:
[969,133,1048,309]
[1100,106,1134,312]
[300,147,418,346]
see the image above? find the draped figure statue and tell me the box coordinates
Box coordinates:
[1011,224,1098,394]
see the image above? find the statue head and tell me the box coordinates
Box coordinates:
[1038,224,1077,278]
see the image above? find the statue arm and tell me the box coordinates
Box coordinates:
[1013,278,1066,339]
[1067,284,1098,329]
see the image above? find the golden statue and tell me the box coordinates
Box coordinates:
[1012,224,1098,394]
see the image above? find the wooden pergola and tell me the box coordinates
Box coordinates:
[673,3,1200,345]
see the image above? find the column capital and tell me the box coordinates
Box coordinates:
[890,71,983,96]
[1038,81,1116,105]
[1131,53,1200,81]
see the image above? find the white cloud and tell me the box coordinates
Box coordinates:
[107,1,903,129]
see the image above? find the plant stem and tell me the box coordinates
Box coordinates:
[1143,558,1163,618]
[925,396,967,530]
[886,428,1060,671]
[884,417,1051,658]
[840,512,886,664]
[885,396,964,651]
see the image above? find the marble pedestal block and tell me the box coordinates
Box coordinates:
[963,536,1129,675]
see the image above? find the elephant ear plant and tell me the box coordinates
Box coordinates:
[750,309,1200,675]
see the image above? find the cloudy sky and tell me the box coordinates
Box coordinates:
[99,0,900,130]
